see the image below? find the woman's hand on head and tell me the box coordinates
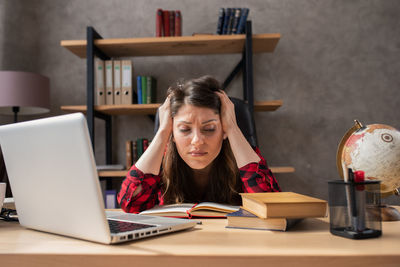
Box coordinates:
[216,90,238,135]
[158,95,173,137]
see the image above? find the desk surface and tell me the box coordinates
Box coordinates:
[1,210,400,267]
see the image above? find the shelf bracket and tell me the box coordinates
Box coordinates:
[87,26,112,164]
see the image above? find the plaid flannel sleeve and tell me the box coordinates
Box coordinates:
[239,147,281,193]
[117,165,162,213]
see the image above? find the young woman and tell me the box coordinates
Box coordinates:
[118,75,280,213]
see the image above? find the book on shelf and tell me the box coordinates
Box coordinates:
[146,76,157,103]
[156,8,163,37]
[226,8,236,34]
[231,8,241,34]
[169,11,175,36]
[113,60,122,105]
[121,60,133,104]
[237,8,249,34]
[226,208,302,231]
[221,7,231,34]
[174,10,182,36]
[240,192,328,219]
[141,75,147,104]
[94,58,105,105]
[105,60,114,105]
[125,140,133,170]
[162,10,170,36]
[139,202,240,218]
[136,76,142,104]
[216,8,225,34]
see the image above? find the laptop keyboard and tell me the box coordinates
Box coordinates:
[108,219,155,234]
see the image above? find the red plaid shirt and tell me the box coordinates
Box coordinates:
[117,147,281,213]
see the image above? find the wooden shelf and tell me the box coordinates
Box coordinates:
[98,166,295,178]
[60,34,281,58]
[61,100,282,115]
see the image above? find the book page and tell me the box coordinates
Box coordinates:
[139,203,195,216]
[192,202,240,212]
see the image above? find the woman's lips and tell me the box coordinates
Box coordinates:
[189,151,207,157]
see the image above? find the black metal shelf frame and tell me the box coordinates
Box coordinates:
[85,21,257,164]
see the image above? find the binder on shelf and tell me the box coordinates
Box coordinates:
[105,60,114,105]
[121,60,133,105]
[113,60,122,105]
[95,58,105,105]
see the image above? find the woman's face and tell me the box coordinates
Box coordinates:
[173,104,225,170]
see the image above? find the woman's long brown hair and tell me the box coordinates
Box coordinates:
[161,75,242,205]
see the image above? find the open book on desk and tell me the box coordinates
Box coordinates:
[139,202,240,218]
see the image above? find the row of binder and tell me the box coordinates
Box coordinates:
[95,59,133,105]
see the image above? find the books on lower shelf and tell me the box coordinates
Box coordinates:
[240,192,328,219]
[125,138,151,169]
[226,208,302,231]
[139,202,240,218]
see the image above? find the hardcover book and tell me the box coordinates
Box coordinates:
[240,192,328,219]
[139,202,240,218]
[237,8,249,34]
[174,10,182,36]
[156,8,163,37]
[216,8,225,34]
[226,208,302,231]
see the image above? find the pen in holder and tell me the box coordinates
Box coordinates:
[328,177,382,239]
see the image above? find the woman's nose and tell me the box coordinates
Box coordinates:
[191,130,204,145]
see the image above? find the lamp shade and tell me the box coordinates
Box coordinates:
[0,71,50,115]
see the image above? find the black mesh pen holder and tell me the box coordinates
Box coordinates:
[328,180,382,239]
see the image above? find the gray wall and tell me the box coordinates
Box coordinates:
[1,0,399,204]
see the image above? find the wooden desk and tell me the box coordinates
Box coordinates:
[1,213,399,267]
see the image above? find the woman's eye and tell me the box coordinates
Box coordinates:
[179,128,190,133]
[203,128,215,132]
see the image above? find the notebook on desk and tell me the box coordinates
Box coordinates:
[0,113,196,244]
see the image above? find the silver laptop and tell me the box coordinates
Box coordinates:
[0,113,196,244]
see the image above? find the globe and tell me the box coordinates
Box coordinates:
[336,120,400,220]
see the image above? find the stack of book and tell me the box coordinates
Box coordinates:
[226,192,328,231]
[216,8,249,35]
[136,76,157,104]
[156,9,182,37]
[95,59,134,105]
[125,138,151,169]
